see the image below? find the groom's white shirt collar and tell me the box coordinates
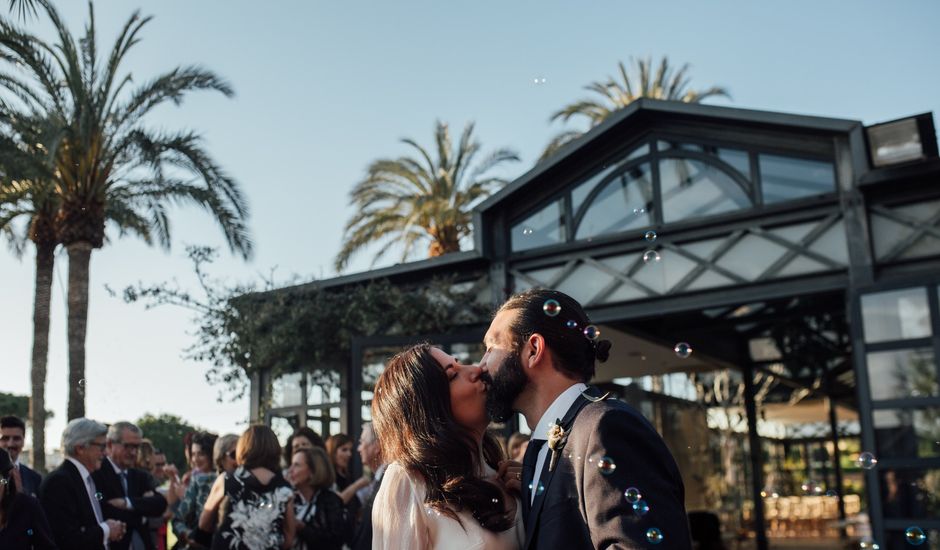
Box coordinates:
[531,383,587,440]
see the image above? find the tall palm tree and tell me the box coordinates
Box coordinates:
[335,121,519,272]
[0,115,60,472]
[0,2,252,419]
[542,56,731,159]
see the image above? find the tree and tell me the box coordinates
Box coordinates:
[0,114,62,472]
[541,57,731,159]
[0,2,253,419]
[334,121,519,272]
[137,413,201,471]
[0,391,29,419]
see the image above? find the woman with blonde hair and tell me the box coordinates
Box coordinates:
[287,447,346,550]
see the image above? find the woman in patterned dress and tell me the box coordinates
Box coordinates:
[199,425,295,550]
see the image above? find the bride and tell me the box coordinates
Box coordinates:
[370,344,523,550]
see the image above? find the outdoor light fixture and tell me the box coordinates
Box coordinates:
[865,113,938,168]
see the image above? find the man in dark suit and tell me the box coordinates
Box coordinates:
[40,418,127,550]
[0,415,42,497]
[482,289,693,549]
[93,421,168,550]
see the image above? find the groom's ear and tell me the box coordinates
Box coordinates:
[525,333,548,369]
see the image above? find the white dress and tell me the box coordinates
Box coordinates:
[372,462,524,550]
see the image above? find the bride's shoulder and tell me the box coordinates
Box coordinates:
[378,462,427,503]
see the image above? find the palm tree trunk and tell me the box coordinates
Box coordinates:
[28,241,54,472]
[66,241,92,420]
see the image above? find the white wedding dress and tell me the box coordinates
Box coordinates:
[372,462,524,550]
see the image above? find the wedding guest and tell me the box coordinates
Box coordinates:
[282,427,325,468]
[172,431,217,549]
[199,425,294,550]
[507,433,530,462]
[287,447,345,550]
[40,418,127,549]
[0,415,42,497]
[0,447,56,549]
[92,421,167,550]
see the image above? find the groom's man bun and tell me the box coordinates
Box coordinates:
[497,288,612,382]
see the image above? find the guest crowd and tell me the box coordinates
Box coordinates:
[0,413,423,550]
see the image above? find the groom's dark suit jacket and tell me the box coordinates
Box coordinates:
[521,387,692,549]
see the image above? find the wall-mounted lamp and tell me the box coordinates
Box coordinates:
[865,113,937,168]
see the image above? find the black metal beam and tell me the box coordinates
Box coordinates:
[743,363,769,550]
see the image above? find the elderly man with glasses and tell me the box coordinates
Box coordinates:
[92,421,168,550]
[40,418,127,550]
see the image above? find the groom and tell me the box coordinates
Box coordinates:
[482,289,692,549]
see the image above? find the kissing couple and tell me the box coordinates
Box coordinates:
[370,288,693,549]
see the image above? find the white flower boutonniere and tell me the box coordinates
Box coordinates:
[547,418,568,472]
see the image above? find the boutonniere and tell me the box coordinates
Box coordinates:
[547,419,568,472]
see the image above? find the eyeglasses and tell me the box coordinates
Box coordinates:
[86,442,107,450]
[118,443,141,451]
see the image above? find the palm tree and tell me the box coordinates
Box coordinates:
[0,2,252,419]
[0,115,60,472]
[335,121,519,272]
[542,56,731,159]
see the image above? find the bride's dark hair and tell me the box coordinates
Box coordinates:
[372,343,513,532]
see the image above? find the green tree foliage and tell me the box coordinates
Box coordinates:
[117,246,490,404]
[335,120,519,272]
[137,413,201,471]
[0,391,29,419]
[542,56,731,159]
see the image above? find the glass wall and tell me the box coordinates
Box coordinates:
[509,138,837,254]
[859,284,940,549]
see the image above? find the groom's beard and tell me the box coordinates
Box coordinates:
[483,350,528,423]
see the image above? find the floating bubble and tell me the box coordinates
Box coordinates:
[533,77,547,85]
[633,208,646,215]
[542,299,561,317]
[258,496,273,509]
[522,227,534,236]
[856,451,878,470]
[535,481,545,496]
[491,497,500,505]
[27,529,33,536]
[632,500,650,516]
[858,540,881,550]
[674,342,693,359]
[642,249,661,263]
[624,487,642,504]
[78,379,86,394]
[95,492,103,501]
[825,490,838,497]
[905,527,926,546]
[644,230,657,242]
[566,319,578,329]
[801,480,823,495]
[583,325,600,341]
[646,527,663,545]
[0,478,7,486]
[596,456,616,476]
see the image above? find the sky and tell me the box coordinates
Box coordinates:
[1,1,939,453]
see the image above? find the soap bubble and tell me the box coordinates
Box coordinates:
[542,299,561,317]
[905,527,926,546]
[674,342,693,358]
[596,456,616,476]
[642,249,661,263]
[856,452,878,470]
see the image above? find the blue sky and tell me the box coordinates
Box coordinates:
[1,0,938,450]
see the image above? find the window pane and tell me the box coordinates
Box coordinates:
[866,348,938,400]
[660,158,752,223]
[861,288,931,343]
[575,163,653,240]
[269,414,299,447]
[511,199,565,251]
[759,155,835,204]
[873,408,940,458]
[879,468,940,520]
[270,372,303,407]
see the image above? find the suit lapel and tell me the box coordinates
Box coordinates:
[523,386,604,550]
[62,460,97,524]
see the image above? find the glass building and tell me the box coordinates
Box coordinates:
[249,100,940,549]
